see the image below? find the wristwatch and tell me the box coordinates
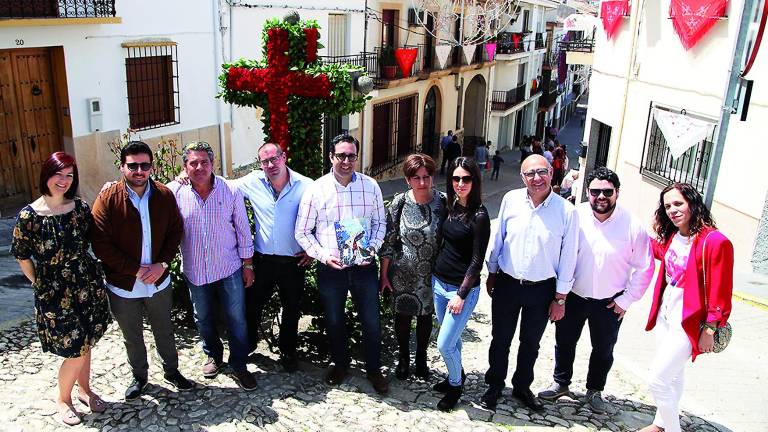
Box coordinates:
[554,298,566,306]
[704,327,716,336]
[243,264,254,270]
[160,262,169,270]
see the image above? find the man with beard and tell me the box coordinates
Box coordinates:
[91,141,193,400]
[538,167,654,413]
[481,154,579,411]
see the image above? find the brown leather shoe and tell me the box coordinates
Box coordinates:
[367,371,389,395]
[325,365,347,386]
[233,370,257,391]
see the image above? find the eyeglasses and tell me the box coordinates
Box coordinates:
[258,155,283,167]
[522,168,550,178]
[125,162,152,172]
[589,188,615,198]
[333,153,358,162]
[451,175,473,184]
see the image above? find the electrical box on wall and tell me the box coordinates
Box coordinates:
[87,98,102,132]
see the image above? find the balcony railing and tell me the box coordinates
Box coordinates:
[0,0,116,18]
[559,40,595,53]
[497,32,530,55]
[319,52,382,87]
[491,83,527,111]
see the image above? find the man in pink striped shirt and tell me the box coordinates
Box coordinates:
[168,142,257,390]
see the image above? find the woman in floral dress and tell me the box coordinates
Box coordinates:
[380,153,446,380]
[11,152,111,425]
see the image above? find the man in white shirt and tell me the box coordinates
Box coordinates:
[538,167,654,413]
[481,154,579,411]
[295,134,388,394]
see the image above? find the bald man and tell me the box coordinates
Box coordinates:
[480,154,580,411]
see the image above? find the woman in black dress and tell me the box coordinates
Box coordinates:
[11,152,111,425]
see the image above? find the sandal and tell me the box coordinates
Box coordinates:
[78,393,108,414]
[57,404,82,426]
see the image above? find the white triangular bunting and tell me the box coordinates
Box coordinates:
[653,108,713,159]
[462,44,476,64]
[435,45,452,69]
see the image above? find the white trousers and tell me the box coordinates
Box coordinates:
[648,286,692,432]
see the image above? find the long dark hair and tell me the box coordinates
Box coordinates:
[653,182,716,242]
[446,156,482,219]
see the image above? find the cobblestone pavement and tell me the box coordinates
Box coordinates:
[0,280,739,432]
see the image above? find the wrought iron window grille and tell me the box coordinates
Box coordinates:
[122,41,180,131]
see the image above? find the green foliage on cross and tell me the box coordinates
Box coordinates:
[218,17,371,179]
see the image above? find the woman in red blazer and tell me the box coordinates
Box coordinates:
[639,183,734,432]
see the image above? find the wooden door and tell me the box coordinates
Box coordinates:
[0,48,62,211]
[0,51,30,209]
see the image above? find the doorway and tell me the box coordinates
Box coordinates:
[421,86,440,157]
[0,47,68,213]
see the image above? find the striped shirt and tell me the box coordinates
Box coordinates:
[295,171,386,265]
[168,175,254,286]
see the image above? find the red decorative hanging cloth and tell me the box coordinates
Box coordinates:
[670,0,728,50]
[601,1,629,40]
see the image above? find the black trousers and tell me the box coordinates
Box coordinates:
[485,273,555,391]
[245,253,305,357]
[553,292,623,391]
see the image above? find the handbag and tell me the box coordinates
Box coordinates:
[701,232,733,353]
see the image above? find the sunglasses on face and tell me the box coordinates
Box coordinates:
[522,168,550,179]
[125,162,152,172]
[589,188,615,198]
[333,153,358,162]
[451,175,473,184]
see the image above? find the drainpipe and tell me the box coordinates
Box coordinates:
[361,0,369,172]
[703,0,758,208]
[212,0,228,176]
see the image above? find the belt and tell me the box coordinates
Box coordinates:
[254,253,298,264]
[500,272,555,286]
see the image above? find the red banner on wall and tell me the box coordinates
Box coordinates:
[601,1,629,40]
[670,0,728,50]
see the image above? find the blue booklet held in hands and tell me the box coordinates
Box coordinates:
[335,218,373,266]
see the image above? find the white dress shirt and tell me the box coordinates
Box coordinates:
[295,171,386,265]
[572,203,655,310]
[486,188,579,294]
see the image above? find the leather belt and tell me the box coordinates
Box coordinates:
[500,272,555,286]
[254,252,298,264]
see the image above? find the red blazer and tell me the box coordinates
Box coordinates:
[645,226,734,361]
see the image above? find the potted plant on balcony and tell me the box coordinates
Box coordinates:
[379,46,398,79]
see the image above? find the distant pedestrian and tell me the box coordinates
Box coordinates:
[439,130,454,175]
[639,183,734,432]
[443,135,462,175]
[474,142,489,176]
[491,151,505,180]
[520,136,532,164]
[543,145,554,165]
[12,152,111,425]
[552,145,566,187]
[532,139,544,156]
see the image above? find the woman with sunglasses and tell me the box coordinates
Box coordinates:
[11,152,111,425]
[380,154,446,380]
[640,183,734,432]
[430,157,490,411]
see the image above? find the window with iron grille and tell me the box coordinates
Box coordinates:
[370,94,418,176]
[0,0,116,18]
[122,42,180,131]
[640,105,716,194]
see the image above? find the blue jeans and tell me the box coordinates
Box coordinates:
[433,276,480,386]
[187,269,249,372]
[316,263,381,373]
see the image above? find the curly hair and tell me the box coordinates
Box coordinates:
[653,182,716,242]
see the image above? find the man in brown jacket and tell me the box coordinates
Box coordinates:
[91,141,193,400]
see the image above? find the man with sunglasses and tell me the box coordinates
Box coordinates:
[91,141,193,400]
[228,142,313,372]
[295,134,388,395]
[538,167,654,413]
[481,154,579,412]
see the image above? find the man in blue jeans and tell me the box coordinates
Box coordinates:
[295,134,388,394]
[168,142,257,390]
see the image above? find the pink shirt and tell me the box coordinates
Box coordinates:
[168,176,254,285]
